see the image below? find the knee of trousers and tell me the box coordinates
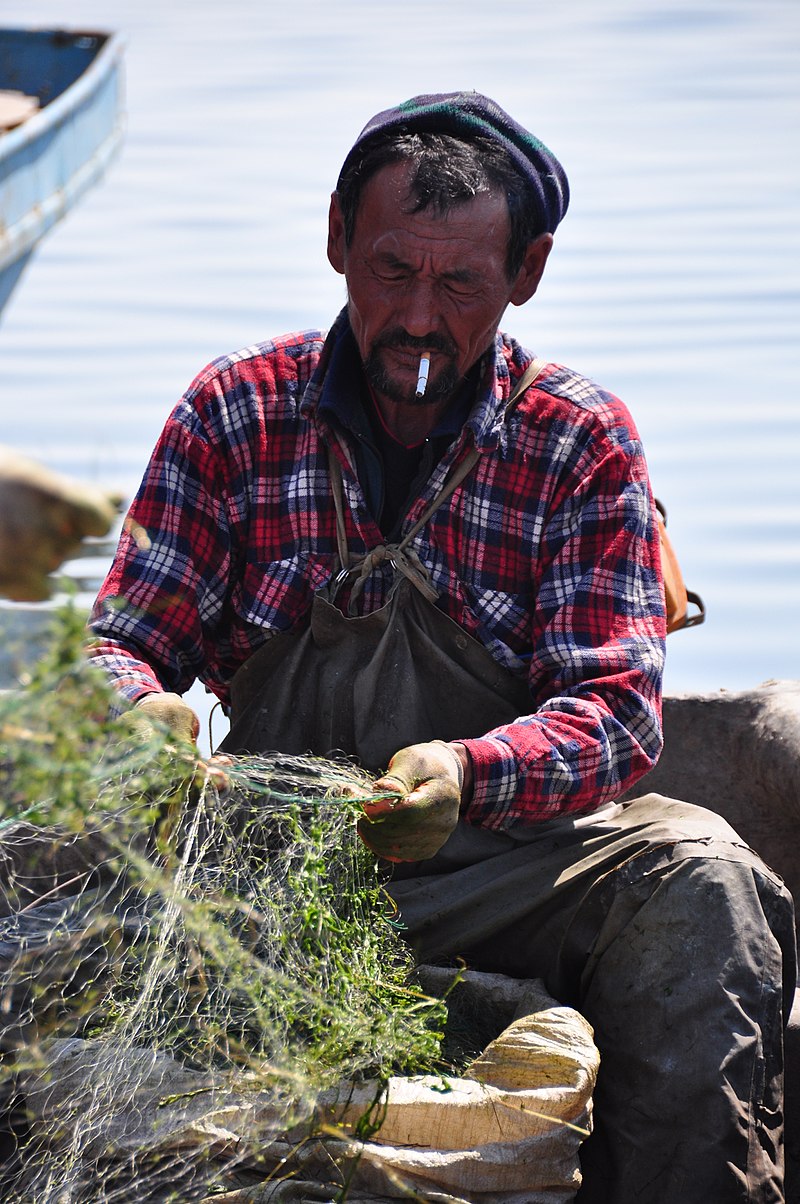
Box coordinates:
[570,832,797,1029]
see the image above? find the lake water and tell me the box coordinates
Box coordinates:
[1,0,798,747]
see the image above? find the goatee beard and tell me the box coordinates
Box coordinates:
[364,341,460,408]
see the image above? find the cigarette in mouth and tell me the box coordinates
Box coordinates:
[415,352,431,399]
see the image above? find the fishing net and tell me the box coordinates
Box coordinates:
[0,606,448,1202]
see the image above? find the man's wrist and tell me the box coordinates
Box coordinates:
[448,742,474,808]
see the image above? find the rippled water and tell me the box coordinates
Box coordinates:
[1,0,798,737]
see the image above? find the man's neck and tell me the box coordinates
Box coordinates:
[370,390,455,447]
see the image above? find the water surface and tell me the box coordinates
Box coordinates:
[1,0,797,742]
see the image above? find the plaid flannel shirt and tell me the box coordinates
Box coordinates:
[90,309,666,829]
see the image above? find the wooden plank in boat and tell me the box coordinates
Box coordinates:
[0,89,40,132]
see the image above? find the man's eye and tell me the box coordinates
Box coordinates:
[446,280,480,298]
[375,266,408,282]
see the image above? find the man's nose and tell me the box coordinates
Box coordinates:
[400,281,439,339]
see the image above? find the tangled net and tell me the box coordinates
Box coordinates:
[0,607,447,1202]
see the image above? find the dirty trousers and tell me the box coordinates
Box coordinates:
[388,794,797,1204]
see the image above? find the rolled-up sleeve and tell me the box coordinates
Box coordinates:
[89,398,233,705]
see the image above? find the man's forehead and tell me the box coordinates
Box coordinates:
[368,216,506,266]
[357,161,511,250]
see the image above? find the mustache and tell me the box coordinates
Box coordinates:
[372,328,457,358]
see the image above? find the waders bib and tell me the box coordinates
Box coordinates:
[219,509,531,773]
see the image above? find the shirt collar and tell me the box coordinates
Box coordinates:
[302,307,515,449]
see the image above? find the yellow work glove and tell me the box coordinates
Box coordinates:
[358,740,463,863]
[127,692,200,746]
[117,692,230,793]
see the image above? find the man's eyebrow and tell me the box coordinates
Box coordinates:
[374,250,412,269]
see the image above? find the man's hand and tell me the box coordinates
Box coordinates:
[358,741,464,862]
[118,694,230,791]
[129,692,200,746]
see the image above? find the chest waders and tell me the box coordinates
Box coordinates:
[220,361,794,1201]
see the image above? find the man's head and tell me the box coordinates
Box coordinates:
[328,93,569,410]
[336,92,569,276]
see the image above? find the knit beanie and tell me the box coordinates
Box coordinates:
[337,91,569,234]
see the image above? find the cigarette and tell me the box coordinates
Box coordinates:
[415,352,431,398]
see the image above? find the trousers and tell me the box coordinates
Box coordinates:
[388,794,797,1203]
[222,556,797,1201]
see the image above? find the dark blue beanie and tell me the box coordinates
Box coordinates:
[337,91,569,234]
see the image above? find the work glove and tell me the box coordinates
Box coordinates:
[117,693,230,795]
[127,692,200,747]
[358,740,463,863]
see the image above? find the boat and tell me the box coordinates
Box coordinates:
[0,27,124,316]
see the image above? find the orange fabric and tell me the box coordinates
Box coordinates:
[656,507,689,634]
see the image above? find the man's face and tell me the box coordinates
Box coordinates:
[327,160,550,408]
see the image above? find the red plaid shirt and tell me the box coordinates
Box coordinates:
[90,310,666,829]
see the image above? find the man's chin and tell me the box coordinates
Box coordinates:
[365,355,458,408]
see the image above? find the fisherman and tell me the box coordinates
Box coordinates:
[89,93,795,1202]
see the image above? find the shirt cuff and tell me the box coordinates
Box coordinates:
[458,735,520,830]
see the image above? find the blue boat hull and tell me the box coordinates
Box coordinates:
[0,28,124,317]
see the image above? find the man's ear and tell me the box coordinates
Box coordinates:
[327,192,346,275]
[509,233,554,306]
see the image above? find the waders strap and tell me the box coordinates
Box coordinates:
[329,452,350,571]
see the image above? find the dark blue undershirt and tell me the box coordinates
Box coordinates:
[318,321,478,540]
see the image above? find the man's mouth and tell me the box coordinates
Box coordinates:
[384,345,436,373]
[364,335,460,406]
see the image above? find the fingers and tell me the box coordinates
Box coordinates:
[356,787,458,861]
[0,445,118,601]
[193,754,231,794]
[373,740,464,798]
[359,742,463,862]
